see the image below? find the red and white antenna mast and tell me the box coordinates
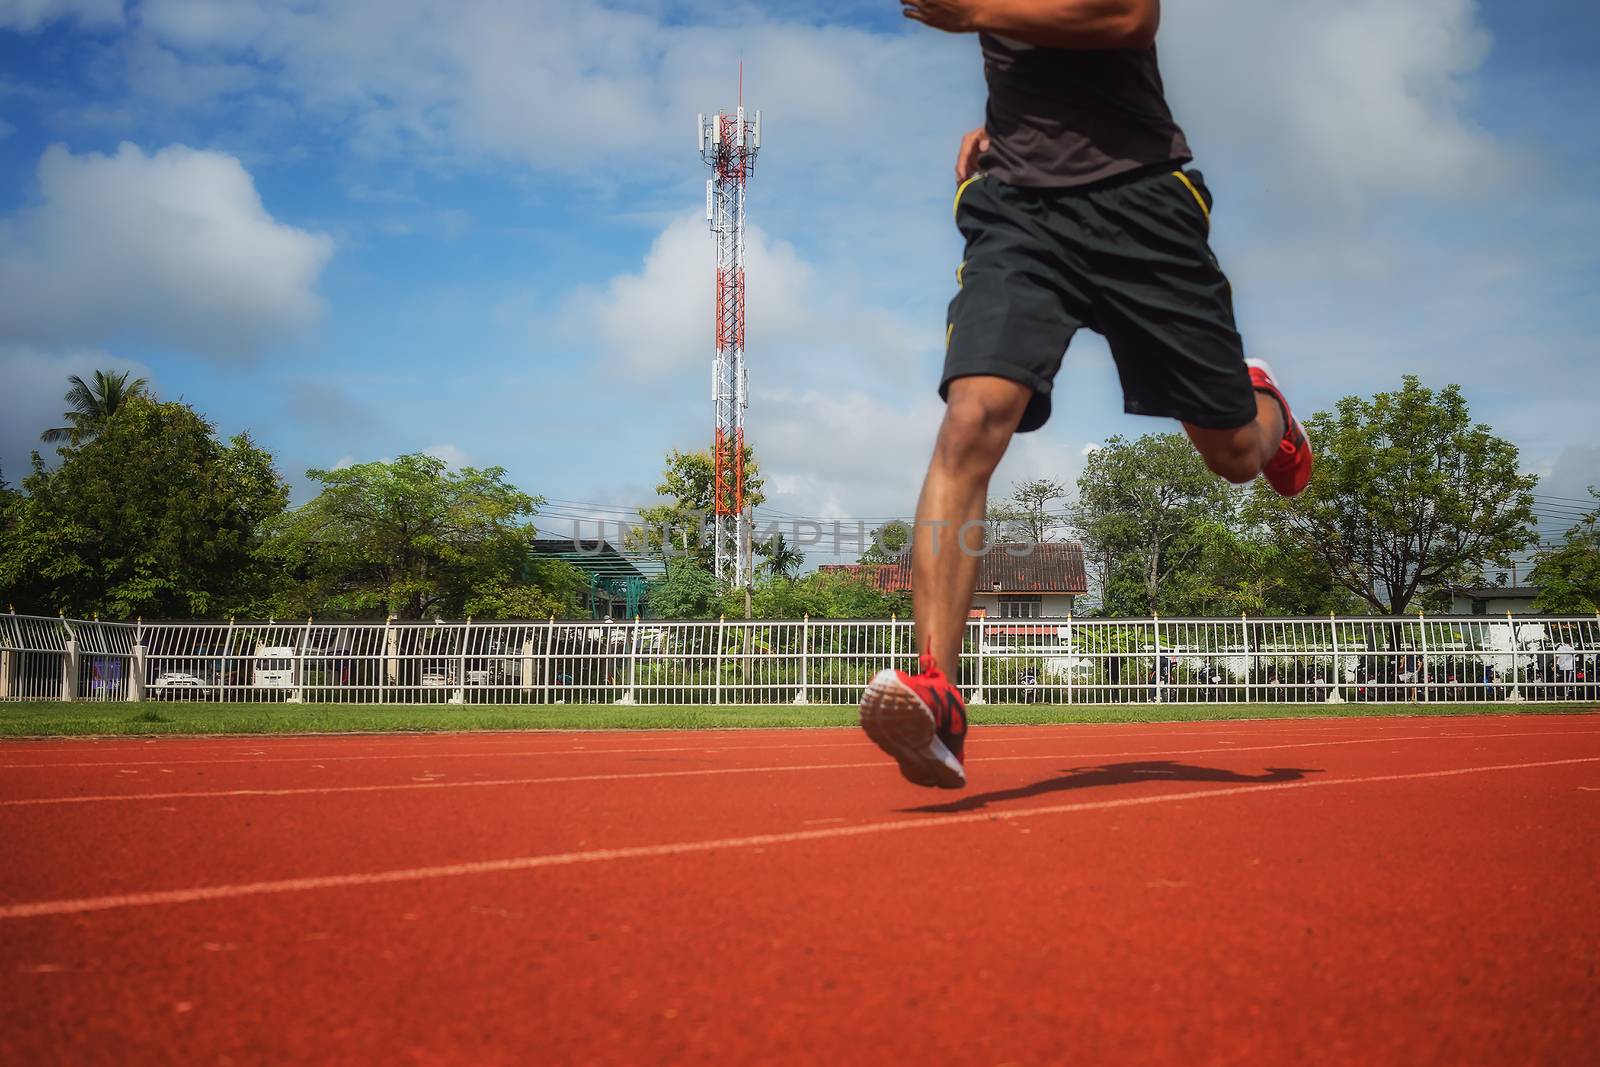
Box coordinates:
[698,85,761,589]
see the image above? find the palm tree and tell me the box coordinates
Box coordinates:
[40,370,150,444]
[761,534,805,580]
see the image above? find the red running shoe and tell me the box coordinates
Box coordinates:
[1247,358,1314,497]
[859,653,967,789]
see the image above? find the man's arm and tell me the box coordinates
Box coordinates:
[901,0,1159,50]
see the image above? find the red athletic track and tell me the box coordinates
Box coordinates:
[2,714,1598,1065]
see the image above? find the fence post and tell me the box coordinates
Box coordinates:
[617,616,639,705]
[794,614,809,704]
[518,627,535,697]
[287,616,310,703]
[130,617,147,702]
[1152,612,1163,704]
[1065,611,1074,706]
[1416,609,1429,703]
[1242,613,1252,705]
[1505,610,1523,702]
[450,617,470,705]
[969,617,986,705]
[61,629,80,703]
[382,614,398,699]
[543,616,556,705]
[715,614,726,706]
[1327,614,1344,703]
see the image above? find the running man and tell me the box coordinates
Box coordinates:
[859,0,1314,789]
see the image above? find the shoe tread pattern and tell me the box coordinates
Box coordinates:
[858,671,966,789]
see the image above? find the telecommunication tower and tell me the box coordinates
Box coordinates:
[698,97,761,589]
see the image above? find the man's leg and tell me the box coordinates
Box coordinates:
[1183,359,1313,497]
[1182,391,1283,484]
[857,375,1030,790]
[912,376,1033,671]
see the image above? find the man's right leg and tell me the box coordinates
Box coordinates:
[912,376,1033,672]
[858,376,1031,790]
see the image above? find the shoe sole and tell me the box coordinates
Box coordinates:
[858,668,966,789]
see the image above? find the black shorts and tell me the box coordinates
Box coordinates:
[942,164,1256,433]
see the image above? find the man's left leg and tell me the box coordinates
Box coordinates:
[1084,169,1314,497]
[1184,360,1313,496]
[1184,390,1282,484]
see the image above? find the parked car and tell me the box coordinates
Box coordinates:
[151,671,212,698]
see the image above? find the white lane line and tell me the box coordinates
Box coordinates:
[2,755,1594,921]
[3,729,1595,808]
[4,717,1593,770]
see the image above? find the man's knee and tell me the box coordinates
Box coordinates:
[1185,422,1265,484]
[936,384,1029,469]
[1200,444,1261,484]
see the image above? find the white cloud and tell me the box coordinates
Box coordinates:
[0,345,154,479]
[0,0,122,33]
[752,382,1093,562]
[120,1,1507,217]
[562,212,931,385]
[1162,0,1506,211]
[423,443,470,468]
[0,142,333,357]
[755,385,941,525]
[131,2,970,181]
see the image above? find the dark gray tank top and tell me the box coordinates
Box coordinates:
[979,34,1192,188]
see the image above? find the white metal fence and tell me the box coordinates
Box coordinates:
[2,613,1597,707]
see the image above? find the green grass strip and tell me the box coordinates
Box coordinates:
[0,700,1592,737]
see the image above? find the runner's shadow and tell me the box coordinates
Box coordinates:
[903,761,1320,814]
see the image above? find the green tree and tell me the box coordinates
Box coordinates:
[988,478,1068,543]
[0,397,288,617]
[745,569,911,620]
[40,370,152,445]
[267,454,567,619]
[1074,433,1235,614]
[632,446,766,572]
[859,521,911,564]
[761,533,804,580]
[1531,489,1600,613]
[1249,377,1537,614]
[646,557,722,619]
[0,467,20,600]
[1170,521,1366,616]
[463,557,588,620]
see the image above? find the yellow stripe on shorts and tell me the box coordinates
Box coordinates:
[1172,170,1210,221]
[952,173,984,221]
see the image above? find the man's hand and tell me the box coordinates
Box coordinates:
[902,0,986,34]
[955,126,990,182]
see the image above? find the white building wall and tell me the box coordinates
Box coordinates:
[971,593,1077,617]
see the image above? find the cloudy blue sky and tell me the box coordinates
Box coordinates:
[2,0,1597,566]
